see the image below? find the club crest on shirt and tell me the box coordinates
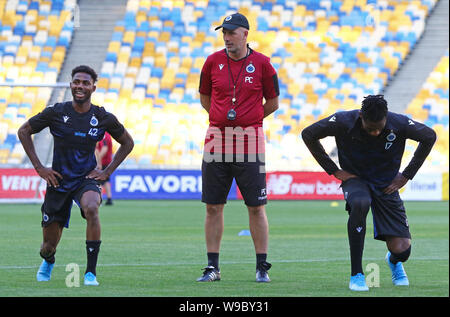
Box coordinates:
[246,62,255,73]
[90,115,98,126]
[386,131,396,142]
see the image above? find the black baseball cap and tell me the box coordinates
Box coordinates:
[215,13,249,31]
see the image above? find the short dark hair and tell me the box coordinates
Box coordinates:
[71,65,98,83]
[361,95,388,122]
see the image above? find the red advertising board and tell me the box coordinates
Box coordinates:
[237,171,344,200]
[0,168,46,200]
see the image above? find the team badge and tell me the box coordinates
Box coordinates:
[386,131,396,142]
[246,62,255,73]
[225,15,232,21]
[90,115,98,126]
[227,108,236,120]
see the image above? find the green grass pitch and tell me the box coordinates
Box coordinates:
[0,200,448,297]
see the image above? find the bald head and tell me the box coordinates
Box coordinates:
[222,27,248,59]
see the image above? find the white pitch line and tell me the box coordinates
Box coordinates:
[0,256,447,270]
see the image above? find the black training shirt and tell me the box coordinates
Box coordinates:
[29,101,125,192]
[301,110,436,190]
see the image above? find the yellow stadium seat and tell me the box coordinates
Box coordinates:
[154,56,167,68]
[181,57,193,68]
[123,31,135,44]
[159,31,171,42]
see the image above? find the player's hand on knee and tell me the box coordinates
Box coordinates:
[383,173,408,195]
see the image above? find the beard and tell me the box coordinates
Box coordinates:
[72,89,91,104]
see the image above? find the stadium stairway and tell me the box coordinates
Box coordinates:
[383,0,449,113]
[29,0,128,167]
[56,0,128,93]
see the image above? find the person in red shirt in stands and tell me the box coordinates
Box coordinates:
[95,131,113,205]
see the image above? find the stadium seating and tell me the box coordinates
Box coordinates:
[91,0,440,170]
[0,0,76,164]
[404,51,449,172]
[1,0,446,172]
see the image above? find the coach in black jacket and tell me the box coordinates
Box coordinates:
[302,95,436,291]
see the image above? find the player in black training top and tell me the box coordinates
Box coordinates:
[301,95,436,291]
[18,65,134,286]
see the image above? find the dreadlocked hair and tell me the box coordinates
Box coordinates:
[361,95,388,122]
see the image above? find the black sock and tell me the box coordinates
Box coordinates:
[346,197,370,276]
[256,253,267,268]
[40,250,55,264]
[348,219,367,276]
[86,240,101,275]
[207,252,219,270]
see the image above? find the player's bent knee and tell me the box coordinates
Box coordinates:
[83,203,99,220]
[391,245,411,263]
[348,196,371,214]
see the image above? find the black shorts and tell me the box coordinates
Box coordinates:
[201,154,267,207]
[341,177,411,241]
[41,178,101,228]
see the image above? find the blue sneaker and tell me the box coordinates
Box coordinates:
[36,259,54,282]
[385,252,409,286]
[349,273,369,291]
[84,272,99,286]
